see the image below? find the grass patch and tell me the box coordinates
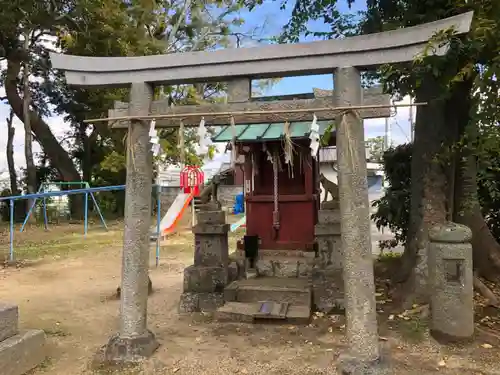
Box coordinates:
[1,221,124,261]
[396,317,428,342]
[377,250,402,262]
[26,357,54,373]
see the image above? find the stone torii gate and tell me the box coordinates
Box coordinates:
[50,11,473,373]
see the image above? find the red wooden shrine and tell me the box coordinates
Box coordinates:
[239,140,320,251]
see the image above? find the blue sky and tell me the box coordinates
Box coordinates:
[237,0,412,145]
[0,0,412,174]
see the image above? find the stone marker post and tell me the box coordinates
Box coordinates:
[103,82,159,364]
[428,223,474,342]
[334,67,384,374]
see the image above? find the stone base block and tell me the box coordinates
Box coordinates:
[178,292,224,313]
[318,209,341,224]
[312,269,344,313]
[430,328,474,344]
[228,261,240,282]
[0,329,46,375]
[315,237,342,270]
[193,233,229,267]
[229,252,315,278]
[0,303,18,342]
[197,210,225,224]
[314,223,341,236]
[257,257,314,278]
[183,265,227,293]
[337,355,390,375]
[98,330,159,365]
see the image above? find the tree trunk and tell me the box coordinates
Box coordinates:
[6,109,18,196]
[5,53,82,219]
[5,108,25,222]
[22,33,37,222]
[453,124,500,280]
[5,56,81,184]
[448,76,500,280]
[455,155,500,280]
[397,75,449,307]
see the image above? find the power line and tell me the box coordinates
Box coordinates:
[392,118,411,143]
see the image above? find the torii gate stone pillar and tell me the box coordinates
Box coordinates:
[103,82,159,363]
[334,67,382,373]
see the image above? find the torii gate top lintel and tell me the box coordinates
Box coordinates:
[50,12,473,88]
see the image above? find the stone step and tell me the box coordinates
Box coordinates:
[216,302,310,324]
[224,277,311,306]
[0,330,46,375]
[0,304,18,342]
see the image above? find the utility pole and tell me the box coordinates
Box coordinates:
[384,118,389,151]
[384,117,392,149]
[409,97,414,142]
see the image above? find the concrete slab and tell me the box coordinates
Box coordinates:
[215,302,310,325]
[0,329,46,375]
[0,303,18,342]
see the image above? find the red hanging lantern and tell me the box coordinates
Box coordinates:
[180,166,204,195]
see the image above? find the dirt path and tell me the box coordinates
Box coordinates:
[0,233,499,374]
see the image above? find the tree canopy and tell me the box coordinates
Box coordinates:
[0,0,264,214]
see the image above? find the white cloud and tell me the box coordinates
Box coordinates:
[0,101,71,174]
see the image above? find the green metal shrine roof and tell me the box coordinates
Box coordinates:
[211,121,332,143]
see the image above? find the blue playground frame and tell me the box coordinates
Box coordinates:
[20,181,108,234]
[0,184,162,266]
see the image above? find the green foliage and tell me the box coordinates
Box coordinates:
[366,136,385,162]
[1,0,269,219]
[478,148,500,242]
[371,144,412,250]
[373,141,500,249]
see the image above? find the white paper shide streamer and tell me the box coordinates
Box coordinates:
[309,114,320,158]
[149,119,161,157]
[196,117,212,156]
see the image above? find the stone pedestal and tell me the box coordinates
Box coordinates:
[179,210,230,312]
[428,222,474,342]
[0,303,46,375]
[314,209,342,269]
[313,208,344,313]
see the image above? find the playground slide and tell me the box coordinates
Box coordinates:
[159,192,194,236]
[230,215,246,232]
